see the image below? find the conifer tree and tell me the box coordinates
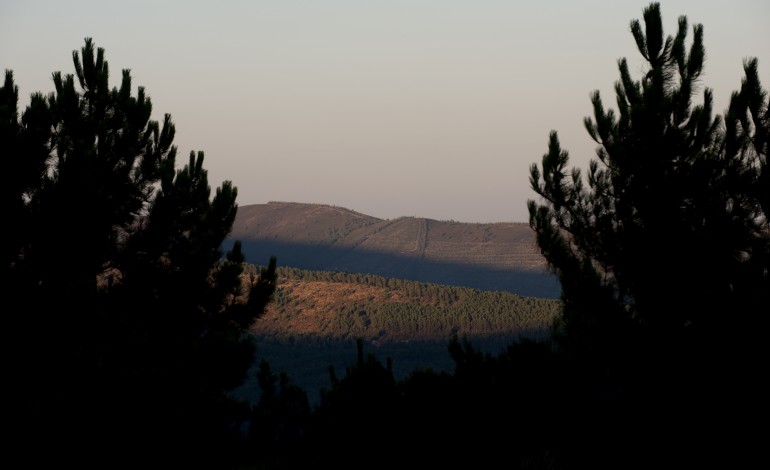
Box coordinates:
[529,1,767,361]
[528,3,767,465]
[2,38,276,467]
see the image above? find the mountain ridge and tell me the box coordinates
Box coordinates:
[229,201,560,298]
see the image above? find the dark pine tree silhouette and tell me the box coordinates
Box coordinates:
[2,38,277,468]
[307,338,400,469]
[244,359,312,469]
[528,3,768,468]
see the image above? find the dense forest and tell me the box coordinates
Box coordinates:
[4,3,766,469]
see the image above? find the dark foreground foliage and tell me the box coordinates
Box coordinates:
[526,2,768,468]
[2,38,276,468]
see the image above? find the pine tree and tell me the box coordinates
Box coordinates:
[527,3,767,466]
[529,1,767,361]
[3,38,277,467]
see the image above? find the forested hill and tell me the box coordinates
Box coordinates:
[250,266,561,344]
[229,201,560,298]
[239,265,562,404]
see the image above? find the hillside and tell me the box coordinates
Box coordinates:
[229,201,560,298]
[238,266,561,404]
[251,266,560,344]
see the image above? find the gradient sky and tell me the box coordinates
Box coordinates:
[2,1,767,223]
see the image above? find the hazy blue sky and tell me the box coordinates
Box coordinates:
[2,1,767,222]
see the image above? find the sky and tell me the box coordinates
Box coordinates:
[2,1,768,223]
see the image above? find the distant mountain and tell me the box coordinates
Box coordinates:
[227,201,560,299]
